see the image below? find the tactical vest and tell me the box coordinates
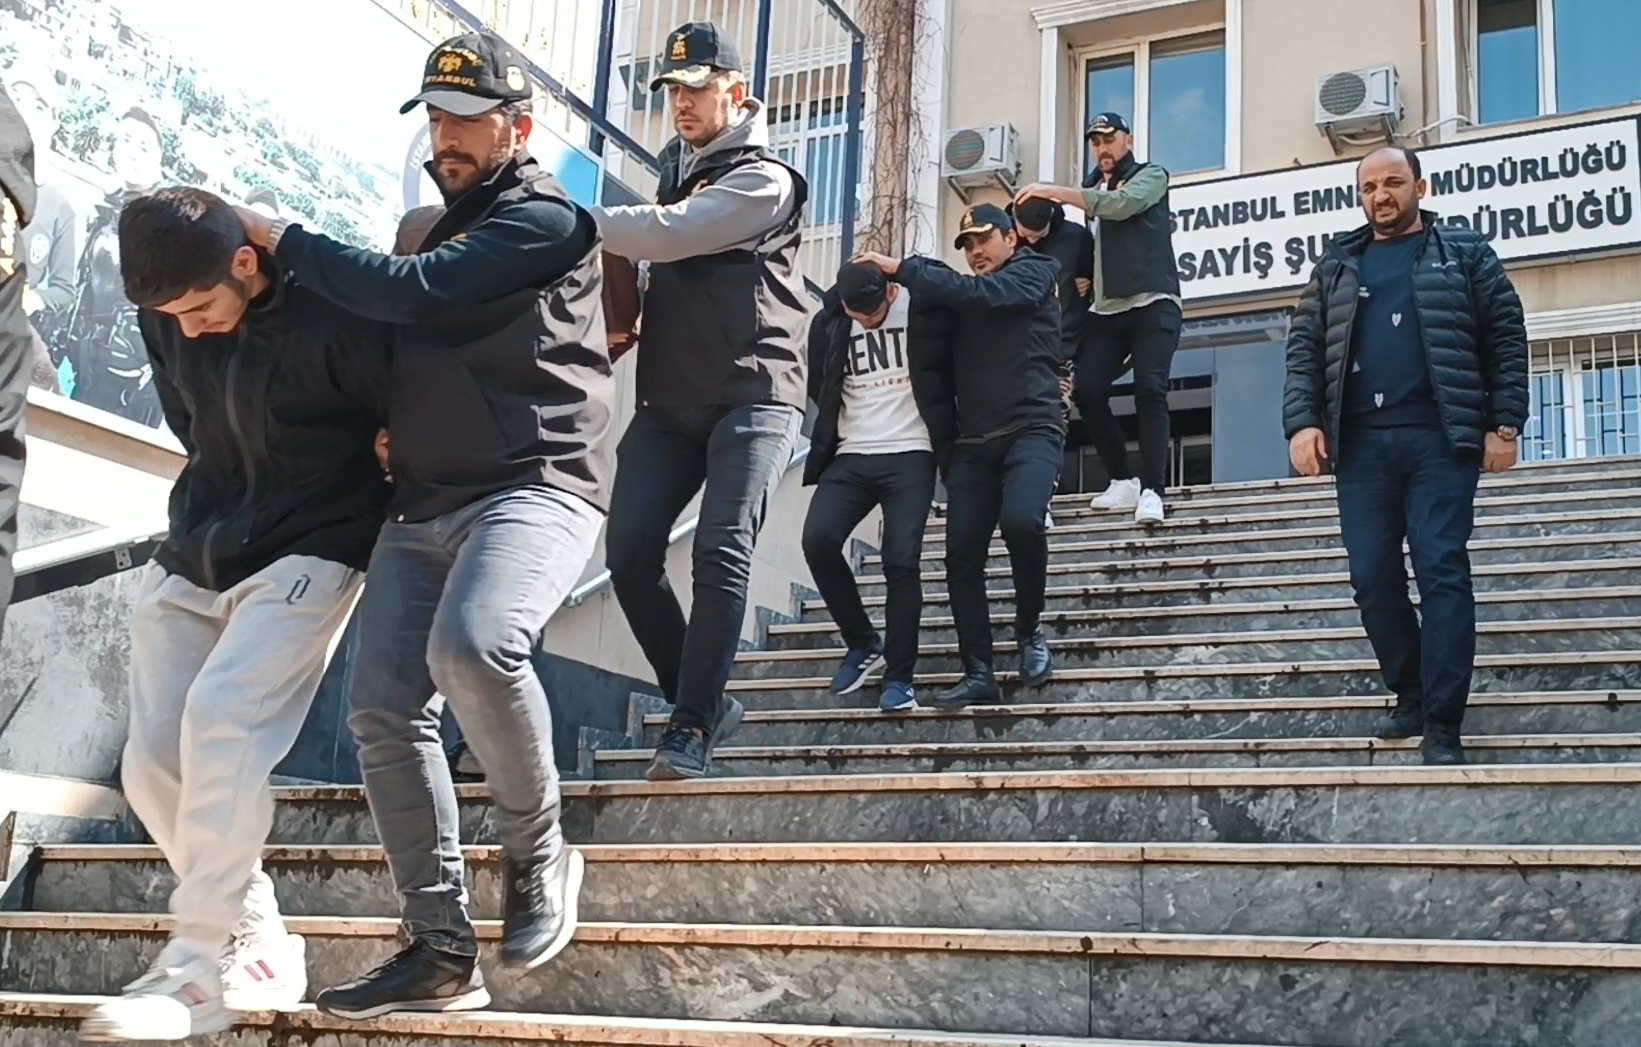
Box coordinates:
[1088,154,1181,300]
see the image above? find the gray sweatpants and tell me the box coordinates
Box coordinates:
[347,484,602,953]
[122,555,361,953]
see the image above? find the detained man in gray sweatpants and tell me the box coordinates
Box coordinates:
[234,29,617,1020]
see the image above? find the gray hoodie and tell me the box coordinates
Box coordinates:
[591,98,798,262]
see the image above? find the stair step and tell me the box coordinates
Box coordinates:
[662,692,1641,747]
[0,996,1288,1047]
[849,532,1641,594]
[29,841,1641,942]
[891,506,1631,565]
[809,557,1638,615]
[268,765,1641,847]
[732,618,1641,679]
[3,915,1639,1045]
[722,650,1641,709]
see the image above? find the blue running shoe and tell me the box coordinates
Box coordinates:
[878,681,917,713]
[830,644,883,695]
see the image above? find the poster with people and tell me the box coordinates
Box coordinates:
[1,0,607,432]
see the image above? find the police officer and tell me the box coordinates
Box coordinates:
[590,21,810,780]
[236,30,616,1017]
[0,84,36,643]
[1018,112,1183,524]
[854,202,1064,707]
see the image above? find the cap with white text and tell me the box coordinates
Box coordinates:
[400,31,534,117]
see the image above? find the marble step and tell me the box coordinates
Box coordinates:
[4,914,1640,1046]
[594,733,1641,779]
[945,465,1641,526]
[886,506,1634,567]
[920,486,1641,547]
[27,841,1641,943]
[267,765,1641,848]
[849,532,1641,596]
[730,618,1641,680]
[767,587,1641,650]
[664,692,1641,748]
[722,650,1641,710]
[808,556,1638,617]
[0,998,1289,1047]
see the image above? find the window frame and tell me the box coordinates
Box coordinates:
[1468,0,1639,123]
[1074,23,1232,181]
[768,97,849,234]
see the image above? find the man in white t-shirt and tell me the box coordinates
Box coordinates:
[802,261,955,711]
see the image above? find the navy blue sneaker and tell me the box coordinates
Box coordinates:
[830,643,884,695]
[878,681,917,713]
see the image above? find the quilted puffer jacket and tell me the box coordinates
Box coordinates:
[1282,212,1529,459]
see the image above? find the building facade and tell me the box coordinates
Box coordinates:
[929,0,1641,488]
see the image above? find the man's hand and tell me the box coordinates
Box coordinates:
[1483,432,1519,473]
[234,206,275,250]
[1058,373,1075,406]
[1288,427,1329,477]
[21,284,42,315]
[1014,183,1078,208]
[1073,277,1092,297]
[374,429,391,477]
[850,251,900,277]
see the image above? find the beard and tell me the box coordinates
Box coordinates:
[432,143,513,197]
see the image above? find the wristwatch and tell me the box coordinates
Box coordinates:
[1494,425,1520,441]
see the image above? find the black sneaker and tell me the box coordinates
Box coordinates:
[1421,725,1466,766]
[930,663,1003,710]
[1374,706,1424,740]
[501,849,584,970]
[646,696,745,780]
[314,939,489,1021]
[1017,627,1054,687]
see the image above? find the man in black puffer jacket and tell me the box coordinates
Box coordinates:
[1284,146,1528,767]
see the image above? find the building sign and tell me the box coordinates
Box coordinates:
[1170,116,1641,302]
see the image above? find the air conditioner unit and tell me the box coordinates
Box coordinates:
[942,123,1021,202]
[1315,64,1401,151]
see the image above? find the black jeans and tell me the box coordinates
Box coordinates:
[1334,424,1481,731]
[0,422,18,644]
[1074,299,1182,494]
[944,426,1064,667]
[607,403,803,732]
[801,451,936,684]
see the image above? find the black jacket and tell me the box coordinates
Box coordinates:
[1283,213,1529,459]
[1,85,37,434]
[142,264,392,592]
[895,250,1063,441]
[804,286,957,483]
[275,154,616,520]
[1011,202,1092,362]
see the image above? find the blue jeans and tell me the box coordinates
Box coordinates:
[606,403,803,732]
[347,484,604,952]
[1334,425,1481,731]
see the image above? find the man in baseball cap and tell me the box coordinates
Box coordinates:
[399,30,534,116]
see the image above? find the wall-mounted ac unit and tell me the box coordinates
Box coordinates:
[1315,64,1401,152]
[942,123,1021,202]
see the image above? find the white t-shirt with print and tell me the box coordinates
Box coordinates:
[837,292,932,456]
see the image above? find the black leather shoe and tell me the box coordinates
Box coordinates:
[1420,725,1466,765]
[1373,706,1424,740]
[1017,627,1053,687]
[931,663,1003,709]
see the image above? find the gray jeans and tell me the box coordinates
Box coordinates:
[347,484,602,952]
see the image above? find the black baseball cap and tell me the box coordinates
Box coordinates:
[954,202,1013,249]
[400,31,534,116]
[836,261,889,314]
[1086,111,1131,137]
[1012,195,1058,233]
[650,21,744,91]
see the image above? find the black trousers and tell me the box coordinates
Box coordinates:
[801,451,936,684]
[0,422,19,644]
[1074,299,1182,494]
[606,403,803,732]
[944,426,1064,667]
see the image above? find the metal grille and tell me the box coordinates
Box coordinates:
[603,0,865,280]
[1524,332,1641,462]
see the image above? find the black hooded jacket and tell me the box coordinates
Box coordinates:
[804,286,956,482]
[1283,212,1529,459]
[1011,201,1092,361]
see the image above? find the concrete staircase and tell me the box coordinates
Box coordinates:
[6,456,1641,1046]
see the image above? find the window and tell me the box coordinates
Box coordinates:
[769,99,848,229]
[1082,30,1227,179]
[1471,0,1641,123]
[1527,333,1641,461]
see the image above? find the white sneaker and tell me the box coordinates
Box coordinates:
[221,931,307,1011]
[1135,489,1165,524]
[1044,509,1054,531]
[80,939,230,1042]
[1090,477,1141,510]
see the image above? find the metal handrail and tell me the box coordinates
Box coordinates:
[562,445,810,608]
[12,526,167,604]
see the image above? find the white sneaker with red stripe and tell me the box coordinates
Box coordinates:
[79,939,230,1042]
[221,931,307,1011]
